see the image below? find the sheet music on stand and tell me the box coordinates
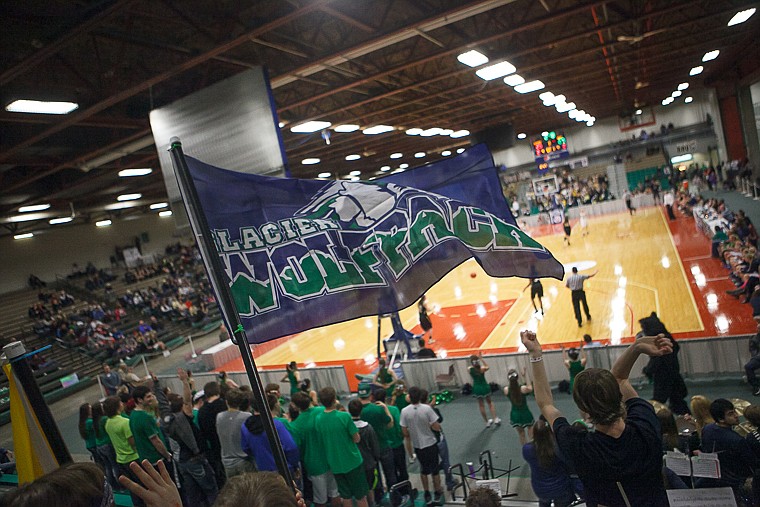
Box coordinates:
[664,451,691,476]
[691,452,721,479]
[666,487,736,507]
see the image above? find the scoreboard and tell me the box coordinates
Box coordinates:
[533,131,568,163]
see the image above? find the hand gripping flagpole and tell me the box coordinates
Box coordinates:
[168,138,294,488]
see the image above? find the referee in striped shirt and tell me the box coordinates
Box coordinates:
[565,267,598,327]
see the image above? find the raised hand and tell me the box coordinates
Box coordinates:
[520,330,542,355]
[119,459,181,507]
[635,334,673,357]
[176,368,188,382]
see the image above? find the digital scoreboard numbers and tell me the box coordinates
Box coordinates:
[533,131,569,163]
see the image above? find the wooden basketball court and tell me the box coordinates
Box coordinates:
[218,206,757,387]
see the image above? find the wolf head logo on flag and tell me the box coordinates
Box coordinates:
[300,181,407,229]
[185,144,563,343]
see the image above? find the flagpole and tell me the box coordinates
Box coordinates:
[3,342,72,467]
[168,138,294,488]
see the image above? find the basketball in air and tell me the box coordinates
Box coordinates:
[470,272,477,278]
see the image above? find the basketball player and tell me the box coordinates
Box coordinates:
[523,278,544,315]
[563,216,572,246]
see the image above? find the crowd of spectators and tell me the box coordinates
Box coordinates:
[22,244,217,365]
[527,171,615,213]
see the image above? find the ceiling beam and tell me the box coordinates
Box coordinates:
[0,0,332,164]
[0,0,139,86]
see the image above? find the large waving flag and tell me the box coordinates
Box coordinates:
[186,143,563,343]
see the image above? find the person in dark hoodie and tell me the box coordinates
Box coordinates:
[161,368,218,506]
[241,392,300,474]
[640,312,690,415]
[349,398,382,507]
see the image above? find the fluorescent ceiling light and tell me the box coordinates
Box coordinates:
[677,82,689,90]
[14,233,33,240]
[420,128,442,137]
[318,172,331,178]
[96,219,112,227]
[586,121,594,127]
[333,124,360,132]
[159,210,173,217]
[349,176,360,181]
[450,130,470,138]
[406,128,423,135]
[441,151,452,156]
[390,153,403,159]
[414,152,426,158]
[117,193,141,201]
[671,90,682,97]
[684,97,693,103]
[380,166,391,172]
[440,129,454,136]
[9,213,46,223]
[392,168,405,174]
[302,158,320,165]
[568,109,578,119]
[702,50,720,62]
[149,202,168,209]
[118,168,152,177]
[362,125,394,135]
[662,98,674,106]
[278,122,284,128]
[399,163,409,169]
[503,74,525,86]
[556,102,575,113]
[671,154,693,163]
[475,61,516,81]
[457,50,489,67]
[18,203,50,213]
[105,201,139,210]
[49,217,73,225]
[5,99,79,115]
[514,80,545,94]
[456,148,465,154]
[291,121,331,133]
[345,154,361,161]
[539,91,555,105]
[689,66,703,76]
[517,133,527,139]
[727,8,756,26]
[349,170,361,176]
[635,109,642,115]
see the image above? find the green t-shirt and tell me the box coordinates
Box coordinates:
[316,409,362,474]
[274,416,294,436]
[95,416,111,446]
[84,418,96,449]
[386,405,404,449]
[129,409,168,463]
[105,415,139,464]
[288,370,299,395]
[291,406,328,476]
[394,393,409,412]
[360,402,390,450]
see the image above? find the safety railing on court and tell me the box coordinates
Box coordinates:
[448,450,520,501]
[739,176,760,200]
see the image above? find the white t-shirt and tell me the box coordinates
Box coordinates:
[400,403,439,449]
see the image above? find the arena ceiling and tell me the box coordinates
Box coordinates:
[1,0,759,237]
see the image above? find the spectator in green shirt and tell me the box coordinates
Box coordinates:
[92,401,119,488]
[291,392,339,507]
[373,389,410,493]
[78,403,98,464]
[359,386,397,497]
[129,386,172,465]
[316,387,368,507]
[103,396,143,507]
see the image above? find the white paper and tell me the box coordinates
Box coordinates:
[691,452,721,479]
[664,451,691,476]
[474,479,501,497]
[667,487,736,507]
